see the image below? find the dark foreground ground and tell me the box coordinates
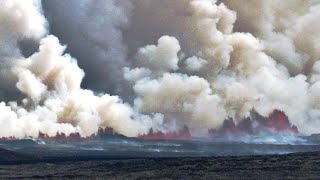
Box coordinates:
[1,151,320,179]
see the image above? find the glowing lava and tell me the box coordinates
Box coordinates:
[36,127,123,141]
[138,126,191,139]
[208,110,299,137]
[0,110,298,141]
[38,132,95,141]
[0,137,16,141]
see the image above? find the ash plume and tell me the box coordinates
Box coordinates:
[0,0,320,139]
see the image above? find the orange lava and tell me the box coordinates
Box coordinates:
[0,110,299,141]
[208,110,299,137]
[0,136,17,141]
[38,132,96,141]
[138,126,191,139]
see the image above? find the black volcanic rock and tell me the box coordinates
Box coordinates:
[305,133,320,143]
[0,148,35,164]
[0,152,320,179]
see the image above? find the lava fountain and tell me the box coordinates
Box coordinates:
[136,109,299,140]
[0,110,299,141]
[138,126,192,140]
[208,110,299,137]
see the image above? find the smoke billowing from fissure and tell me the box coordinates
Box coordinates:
[0,0,320,139]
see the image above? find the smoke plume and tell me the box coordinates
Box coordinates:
[0,0,320,138]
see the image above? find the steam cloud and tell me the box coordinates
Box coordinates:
[0,0,320,138]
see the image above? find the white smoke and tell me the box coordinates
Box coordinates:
[42,0,133,96]
[125,0,320,135]
[0,0,160,138]
[0,0,320,139]
[5,34,158,138]
[0,0,47,99]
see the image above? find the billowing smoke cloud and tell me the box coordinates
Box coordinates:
[0,0,161,138]
[125,0,320,135]
[42,0,133,96]
[0,0,47,101]
[0,0,320,139]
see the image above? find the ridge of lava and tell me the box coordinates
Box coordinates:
[0,109,299,141]
[208,109,299,137]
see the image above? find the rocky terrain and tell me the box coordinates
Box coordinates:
[0,151,320,179]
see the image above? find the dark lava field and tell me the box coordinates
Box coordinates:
[1,135,320,179]
[1,152,320,179]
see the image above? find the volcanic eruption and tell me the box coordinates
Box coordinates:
[0,0,319,141]
[208,110,299,137]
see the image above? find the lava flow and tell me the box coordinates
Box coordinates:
[0,110,298,141]
[36,127,123,141]
[138,126,191,139]
[208,110,299,137]
[38,132,96,141]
